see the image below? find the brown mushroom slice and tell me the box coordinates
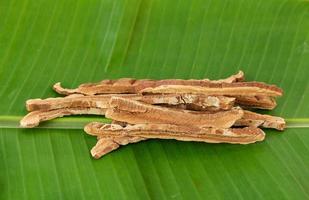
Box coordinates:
[106,97,243,128]
[141,94,235,111]
[53,71,245,95]
[90,136,146,159]
[211,70,244,83]
[25,94,137,111]
[91,118,145,158]
[235,95,277,110]
[53,79,136,95]
[26,94,235,112]
[90,138,120,159]
[140,82,283,97]
[20,108,106,128]
[234,110,286,131]
[85,122,265,158]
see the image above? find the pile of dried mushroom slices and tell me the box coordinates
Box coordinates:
[20,71,286,159]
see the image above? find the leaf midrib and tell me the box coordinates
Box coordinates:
[0,115,308,129]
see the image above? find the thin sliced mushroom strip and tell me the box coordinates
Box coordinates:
[90,136,146,159]
[26,94,235,112]
[53,71,245,95]
[140,82,283,97]
[85,122,265,158]
[20,108,106,128]
[106,97,244,128]
[234,110,286,131]
[234,95,277,110]
[25,94,136,111]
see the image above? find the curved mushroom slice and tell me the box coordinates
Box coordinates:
[106,97,243,128]
[53,79,136,95]
[25,94,137,111]
[234,110,286,131]
[141,94,235,111]
[20,108,106,128]
[90,136,146,159]
[235,95,277,110]
[26,94,235,112]
[148,71,244,85]
[53,71,245,95]
[85,123,265,158]
[90,138,120,159]
[211,70,244,83]
[140,82,283,97]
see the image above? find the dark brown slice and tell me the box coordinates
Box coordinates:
[85,122,265,158]
[20,108,106,128]
[53,71,245,95]
[26,94,235,112]
[106,97,243,128]
[234,110,286,131]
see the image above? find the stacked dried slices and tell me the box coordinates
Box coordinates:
[20,71,285,159]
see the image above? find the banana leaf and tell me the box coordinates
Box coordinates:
[0,0,309,199]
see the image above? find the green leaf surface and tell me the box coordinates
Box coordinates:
[1,0,309,199]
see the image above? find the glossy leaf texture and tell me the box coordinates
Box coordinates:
[0,0,309,199]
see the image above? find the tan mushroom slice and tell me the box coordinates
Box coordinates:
[234,110,286,131]
[90,138,120,159]
[85,122,265,158]
[25,94,136,111]
[235,95,277,110]
[140,82,283,97]
[106,97,244,128]
[20,108,106,128]
[90,136,146,159]
[211,70,244,83]
[140,94,235,111]
[53,71,245,95]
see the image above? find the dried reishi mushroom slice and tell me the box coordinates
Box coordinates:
[149,71,245,85]
[85,122,265,158]
[26,94,235,112]
[53,80,136,95]
[140,82,283,97]
[85,123,265,144]
[20,108,106,128]
[90,119,145,158]
[106,97,243,128]
[85,123,265,158]
[91,136,146,158]
[140,94,236,111]
[211,70,244,83]
[235,95,277,110]
[53,71,245,95]
[25,94,138,111]
[90,138,120,159]
[234,110,286,131]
